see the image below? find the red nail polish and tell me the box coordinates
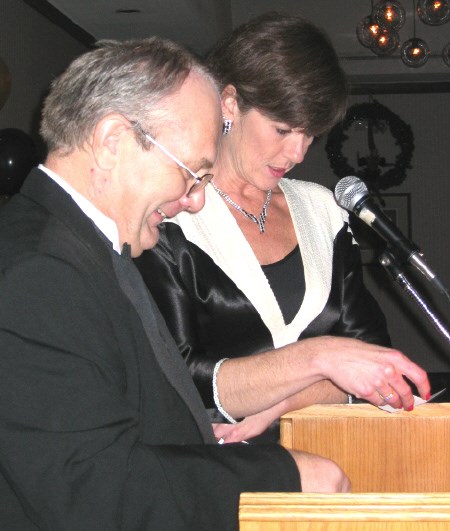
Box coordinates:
[425,392,431,400]
[406,404,414,412]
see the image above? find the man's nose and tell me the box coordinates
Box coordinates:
[179,187,206,213]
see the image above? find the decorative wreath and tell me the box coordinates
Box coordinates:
[325,99,414,190]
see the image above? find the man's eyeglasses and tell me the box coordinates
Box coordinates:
[129,120,213,197]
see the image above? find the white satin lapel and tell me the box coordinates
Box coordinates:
[170,186,285,335]
[170,180,345,348]
[278,180,334,346]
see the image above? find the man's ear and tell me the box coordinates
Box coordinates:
[91,114,131,170]
[221,84,239,120]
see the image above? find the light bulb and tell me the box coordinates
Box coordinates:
[370,28,400,55]
[357,15,381,47]
[401,37,431,66]
[417,0,450,24]
[373,0,406,30]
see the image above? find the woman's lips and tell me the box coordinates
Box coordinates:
[268,166,287,178]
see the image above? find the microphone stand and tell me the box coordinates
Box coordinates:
[379,247,450,345]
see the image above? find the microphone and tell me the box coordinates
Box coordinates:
[334,176,441,287]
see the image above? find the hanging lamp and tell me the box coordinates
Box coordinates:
[357,1,382,47]
[401,0,431,66]
[370,27,401,54]
[373,0,407,30]
[417,0,450,25]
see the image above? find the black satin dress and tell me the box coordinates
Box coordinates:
[136,219,391,442]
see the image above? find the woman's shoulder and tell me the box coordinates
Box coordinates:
[280,178,337,204]
[280,178,348,226]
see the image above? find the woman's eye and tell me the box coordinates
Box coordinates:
[276,128,291,136]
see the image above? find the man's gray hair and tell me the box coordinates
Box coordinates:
[40,37,216,155]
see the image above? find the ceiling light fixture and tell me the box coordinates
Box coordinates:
[356,1,400,55]
[373,0,407,30]
[356,0,448,66]
[357,14,382,47]
[370,28,400,55]
[417,0,450,25]
[357,1,382,48]
[401,0,431,66]
[370,27,401,55]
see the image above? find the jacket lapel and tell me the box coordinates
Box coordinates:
[110,247,215,443]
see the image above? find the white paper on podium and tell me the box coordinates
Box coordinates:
[378,388,447,413]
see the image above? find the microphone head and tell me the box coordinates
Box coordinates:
[334,176,369,211]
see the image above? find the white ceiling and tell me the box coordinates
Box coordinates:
[41,0,450,89]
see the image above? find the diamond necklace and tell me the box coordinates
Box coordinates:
[211,180,272,234]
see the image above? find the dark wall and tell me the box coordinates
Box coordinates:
[0,0,88,152]
[294,92,450,372]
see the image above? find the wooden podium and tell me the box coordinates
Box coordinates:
[280,403,450,492]
[239,492,450,530]
[239,403,450,530]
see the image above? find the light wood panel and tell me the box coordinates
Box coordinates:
[239,492,450,530]
[280,403,450,493]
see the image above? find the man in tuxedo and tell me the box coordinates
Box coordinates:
[0,37,351,531]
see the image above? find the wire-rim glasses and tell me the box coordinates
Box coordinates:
[129,119,213,197]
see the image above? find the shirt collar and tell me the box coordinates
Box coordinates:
[39,164,121,254]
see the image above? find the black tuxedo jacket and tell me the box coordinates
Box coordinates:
[0,169,298,531]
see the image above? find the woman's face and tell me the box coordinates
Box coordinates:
[224,107,314,190]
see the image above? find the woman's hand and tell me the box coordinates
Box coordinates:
[309,336,431,411]
[217,336,430,419]
[213,406,281,443]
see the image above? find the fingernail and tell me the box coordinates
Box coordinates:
[406,404,414,412]
[425,392,431,400]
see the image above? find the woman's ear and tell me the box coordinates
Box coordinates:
[221,84,239,120]
[91,114,130,170]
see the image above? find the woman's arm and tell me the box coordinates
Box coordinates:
[137,225,429,419]
[216,335,429,418]
[213,380,346,443]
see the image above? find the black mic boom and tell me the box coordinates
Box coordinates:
[334,176,442,288]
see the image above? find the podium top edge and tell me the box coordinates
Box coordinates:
[281,403,450,419]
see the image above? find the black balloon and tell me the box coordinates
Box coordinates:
[0,128,38,195]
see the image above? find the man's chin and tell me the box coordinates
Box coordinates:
[141,225,160,252]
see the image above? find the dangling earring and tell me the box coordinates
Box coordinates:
[222,118,233,135]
